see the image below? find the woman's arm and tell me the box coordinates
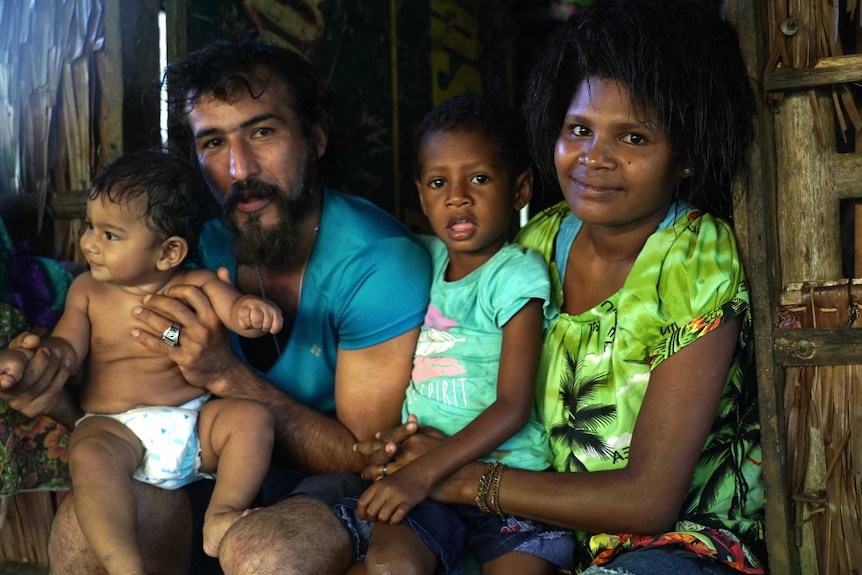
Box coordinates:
[366,317,741,535]
[438,318,740,534]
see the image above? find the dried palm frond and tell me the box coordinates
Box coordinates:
[780,280,862,575]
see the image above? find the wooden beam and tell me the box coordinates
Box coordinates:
[774,328,862,365]
[833,152,862,198]
[764,54,862,91]
[727,1,798,573]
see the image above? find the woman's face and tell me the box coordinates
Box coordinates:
[554,77,680,231]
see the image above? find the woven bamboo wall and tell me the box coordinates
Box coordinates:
[738,1,862,574]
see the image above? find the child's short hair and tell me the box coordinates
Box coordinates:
[90,148,217,264]
[414,93,532,183]
[523,0,755,219]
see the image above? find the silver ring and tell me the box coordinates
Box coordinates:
[161,324,181,347]
[381,464,388,477]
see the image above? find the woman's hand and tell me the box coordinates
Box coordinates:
[130,282,237,395]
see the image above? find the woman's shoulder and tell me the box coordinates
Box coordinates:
[516,201,572,255]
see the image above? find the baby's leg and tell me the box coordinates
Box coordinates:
[483,551,558,575]
[197,398,274,557]
[364,522,437,575]
[67,415,146,575]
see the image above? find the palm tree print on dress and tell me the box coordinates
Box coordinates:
[682,304,763,546]
[550,350,616,473]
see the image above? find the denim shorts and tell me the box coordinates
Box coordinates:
[334,497,574,574]
[580,547,742,575]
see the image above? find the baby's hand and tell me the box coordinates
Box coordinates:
[239,299,283,334]
[0,347,35,390]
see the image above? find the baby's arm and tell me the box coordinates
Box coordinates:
[1,275,93,386]
[192,269,283,337]
[358,298,545,523]
[0,347,34,388]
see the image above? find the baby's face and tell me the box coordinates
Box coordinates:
[81,197,165,287]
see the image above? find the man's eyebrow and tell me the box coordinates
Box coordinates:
[193,113,282,140]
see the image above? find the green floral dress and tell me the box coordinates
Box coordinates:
[516,201,765,573]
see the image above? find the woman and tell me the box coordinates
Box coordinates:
[358,1,765,573]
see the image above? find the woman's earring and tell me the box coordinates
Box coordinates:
[681,167,693,178]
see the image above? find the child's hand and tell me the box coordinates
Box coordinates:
[238,300,283,334]
[356,465,432,525]
[0,347,37,390]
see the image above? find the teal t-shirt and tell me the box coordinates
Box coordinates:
[404,236,553,471]
[199,188,431,415]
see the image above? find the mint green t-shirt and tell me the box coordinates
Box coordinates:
[404,236,554,471]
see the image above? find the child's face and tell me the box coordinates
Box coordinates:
[416,129,528,267]
[554,77,678,231]
[81,197,166,287]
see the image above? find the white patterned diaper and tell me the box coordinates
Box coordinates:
[76,393,215,489]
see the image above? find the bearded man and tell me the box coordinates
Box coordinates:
[41,40,431,575]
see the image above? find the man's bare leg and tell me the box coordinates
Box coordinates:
[218,494,353,575]
[49,481,192,575]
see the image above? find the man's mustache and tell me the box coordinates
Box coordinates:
[223,179,281,212]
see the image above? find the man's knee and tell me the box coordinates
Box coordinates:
[48,492,104,575]
[219,495,353,575]
[49,483,193,575]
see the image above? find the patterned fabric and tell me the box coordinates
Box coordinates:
[0,215,74,494]
[516,201,765,574]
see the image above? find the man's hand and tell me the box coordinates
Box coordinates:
[0,332,74,420]
[355,416,447,481]
[131,284,236,395]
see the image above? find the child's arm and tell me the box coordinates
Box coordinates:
[357,298,545,524]
[1,275,92,387]
[192,268,283,338]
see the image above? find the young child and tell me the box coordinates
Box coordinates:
[0,148,279,573]
[341,94,573,575]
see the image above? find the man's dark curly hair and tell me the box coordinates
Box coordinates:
[522,0,755,220]
[163,40,333,146]
[89,147,217,266]
[414,93,532,184]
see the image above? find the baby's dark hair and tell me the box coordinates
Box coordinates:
[164,39,332,146]
[523,0,755,219]
[414,93,532,183]
[89,147,217,265]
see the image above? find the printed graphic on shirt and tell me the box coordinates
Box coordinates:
[410,304,470,407]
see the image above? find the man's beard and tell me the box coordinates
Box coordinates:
[223,157,318,267]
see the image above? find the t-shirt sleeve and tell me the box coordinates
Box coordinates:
[484,245,553,329]
[617,212,749,370]
[334,236,431,350]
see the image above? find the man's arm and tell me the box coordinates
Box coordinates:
[132,284,417,475]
